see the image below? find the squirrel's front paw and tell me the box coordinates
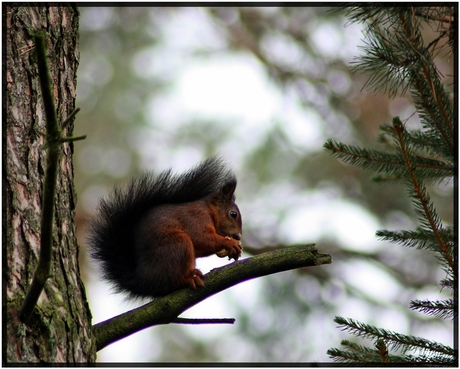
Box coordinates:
[216,248,228,258]
[216,237,243,260]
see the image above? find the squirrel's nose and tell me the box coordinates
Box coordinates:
[233,233,242,241]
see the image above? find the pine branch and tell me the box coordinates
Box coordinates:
[324,138,453,183]
[439,277,454,290]
[329,339,456,365]
[413,7,455,25]
[349,7,454,154]
[328,339,410,364]
[324,139,407,174]
[334,316,454,356]
[327,6,454,365]
[404,352,457,365]
[328,340,383,363]
[410,299,455,320]
[380,124,453,161]
[375,338,389,363]
[376,227,454,253]
[391,118,454,272]
[395,9,454,154]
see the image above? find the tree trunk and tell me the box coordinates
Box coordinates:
[5,5,96,363]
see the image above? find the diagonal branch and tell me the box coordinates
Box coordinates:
[392,118,453,271]
[93,244,331,351]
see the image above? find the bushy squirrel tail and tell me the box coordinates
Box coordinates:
[87,156,236,298]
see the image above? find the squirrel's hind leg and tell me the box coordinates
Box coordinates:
[134,232,200,296]
[174,236,205,289]
[157,232,204,293]
[184,268,204,289]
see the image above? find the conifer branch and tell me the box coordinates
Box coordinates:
[397,9,454,143]
[376,228,454,252]
[375,339,389,363]
[328,6,454,365]
[391,118,454,271]
[324,139,453,183]
[328,339,414,364]
[380,125,452,160]
[351,7,454,154]
[334,316,454,356]
[413,8,454,24]
[404,352,457,365]
[410,63,453,154]
[328,340,383,363]
[439,277,454,290]
[329,339,455,365]
[324,139,406,173]
[410,299,455,320]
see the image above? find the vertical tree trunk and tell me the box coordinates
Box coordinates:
[5,6,96,363]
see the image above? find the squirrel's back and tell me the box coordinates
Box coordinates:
[87,157,238,298]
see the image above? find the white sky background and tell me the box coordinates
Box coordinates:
[78,7,453,363]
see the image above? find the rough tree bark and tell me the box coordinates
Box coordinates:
[5,6,96,363]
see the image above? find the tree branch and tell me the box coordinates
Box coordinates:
[172,318,236,325]
[20,33,84,324]
[392,118,453,271]
[20,32,61,324]
[93,244,331,351]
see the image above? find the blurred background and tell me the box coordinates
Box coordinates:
[73,6,454,362]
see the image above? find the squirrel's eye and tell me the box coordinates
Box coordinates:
[229,211,238,219]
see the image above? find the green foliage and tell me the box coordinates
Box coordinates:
[325,6,455,365]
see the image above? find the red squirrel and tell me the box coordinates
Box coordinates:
[87,157,242,298]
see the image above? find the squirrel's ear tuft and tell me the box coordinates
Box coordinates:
[210,181,237,205]
[220,182,237,201]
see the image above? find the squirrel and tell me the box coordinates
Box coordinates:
[87,157,243,299]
